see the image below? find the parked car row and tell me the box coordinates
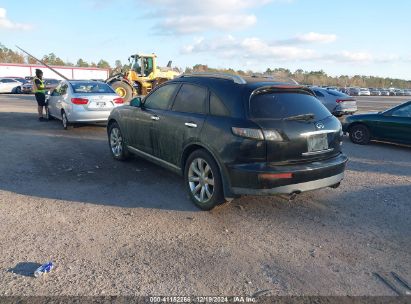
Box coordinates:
[341,87,411,96]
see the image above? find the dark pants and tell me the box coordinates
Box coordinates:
[35,93,46,107]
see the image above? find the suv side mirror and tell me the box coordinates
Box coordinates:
[130,97,142,107]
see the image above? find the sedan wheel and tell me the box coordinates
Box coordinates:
[61,111,69,130]
[349,125,370,145]
[108,122,129,161]
[45,106,53,120]
[185,150,224,210]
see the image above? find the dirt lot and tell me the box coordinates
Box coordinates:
[0,94,410,296]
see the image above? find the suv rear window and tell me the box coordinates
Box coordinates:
[250,92,331,120]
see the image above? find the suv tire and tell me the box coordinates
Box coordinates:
[184,149,225,210]
[108,122,129,161]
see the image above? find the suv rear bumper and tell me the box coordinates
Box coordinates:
[227,153,348,195]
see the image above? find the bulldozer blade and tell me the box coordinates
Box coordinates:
[15,45,70,81]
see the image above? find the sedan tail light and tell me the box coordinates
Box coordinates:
[113,97,124,104]
[336,98,355,103]
[71,98,89,105]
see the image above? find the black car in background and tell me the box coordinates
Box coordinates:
[107,74,348,210]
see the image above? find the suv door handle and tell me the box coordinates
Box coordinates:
[185,122,197,128]
[150,115,160,121]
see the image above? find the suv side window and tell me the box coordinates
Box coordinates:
[144,83,179,110]
[210,92,229,116]
[172,84,207,114]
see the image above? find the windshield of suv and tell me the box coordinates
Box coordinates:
[250,91,331,120]
[71,82,114,94]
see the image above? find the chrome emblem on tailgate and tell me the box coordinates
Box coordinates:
[316,122,325,129]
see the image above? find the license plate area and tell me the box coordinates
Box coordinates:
[307,133,329,152]
[89,101,107,109]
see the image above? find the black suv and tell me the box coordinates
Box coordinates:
[107,73,348,210]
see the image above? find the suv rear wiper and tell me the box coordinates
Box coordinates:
[283,113,315,121]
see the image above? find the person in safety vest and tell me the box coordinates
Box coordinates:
[33,69,48,121]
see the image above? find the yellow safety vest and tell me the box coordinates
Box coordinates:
[33,77,46,94]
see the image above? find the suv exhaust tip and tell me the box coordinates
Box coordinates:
[289,191,301,201]
[329,182,341,189]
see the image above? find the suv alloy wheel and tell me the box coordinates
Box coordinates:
[184,150,224,210]
[109,122,129,161]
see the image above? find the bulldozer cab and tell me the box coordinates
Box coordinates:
[129,54,155,78]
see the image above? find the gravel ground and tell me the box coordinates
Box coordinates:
[0,95,410,296]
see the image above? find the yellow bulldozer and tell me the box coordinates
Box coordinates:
[106,53,180,102]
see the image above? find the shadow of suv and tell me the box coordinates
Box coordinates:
[107,73,348,210]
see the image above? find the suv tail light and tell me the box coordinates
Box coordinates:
[232,127,264,140]
[71,98,88,105]
[232,128,283,141]
[263,130,283,141]
[114,97,124,104]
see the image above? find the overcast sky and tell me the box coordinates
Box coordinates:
[1,0,410,79]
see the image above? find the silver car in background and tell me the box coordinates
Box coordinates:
[311,87,357,117]
[46,80,124,129]
[380,89,390,96]
[358,88,371,96]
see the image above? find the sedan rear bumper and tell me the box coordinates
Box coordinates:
[335,103,357,115]
[66,108,113,122]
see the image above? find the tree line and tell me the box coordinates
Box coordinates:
[1,43,410,88]
[0,43,119,70]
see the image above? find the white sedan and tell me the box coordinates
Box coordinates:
[0,78,23,93]
[46,80,125,129]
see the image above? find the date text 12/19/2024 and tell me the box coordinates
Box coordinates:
[149,296,257,303]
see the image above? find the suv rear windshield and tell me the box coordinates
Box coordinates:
[71,82,114,94]
[250,91,331,120]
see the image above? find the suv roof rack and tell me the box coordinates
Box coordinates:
[179,72,247,85]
